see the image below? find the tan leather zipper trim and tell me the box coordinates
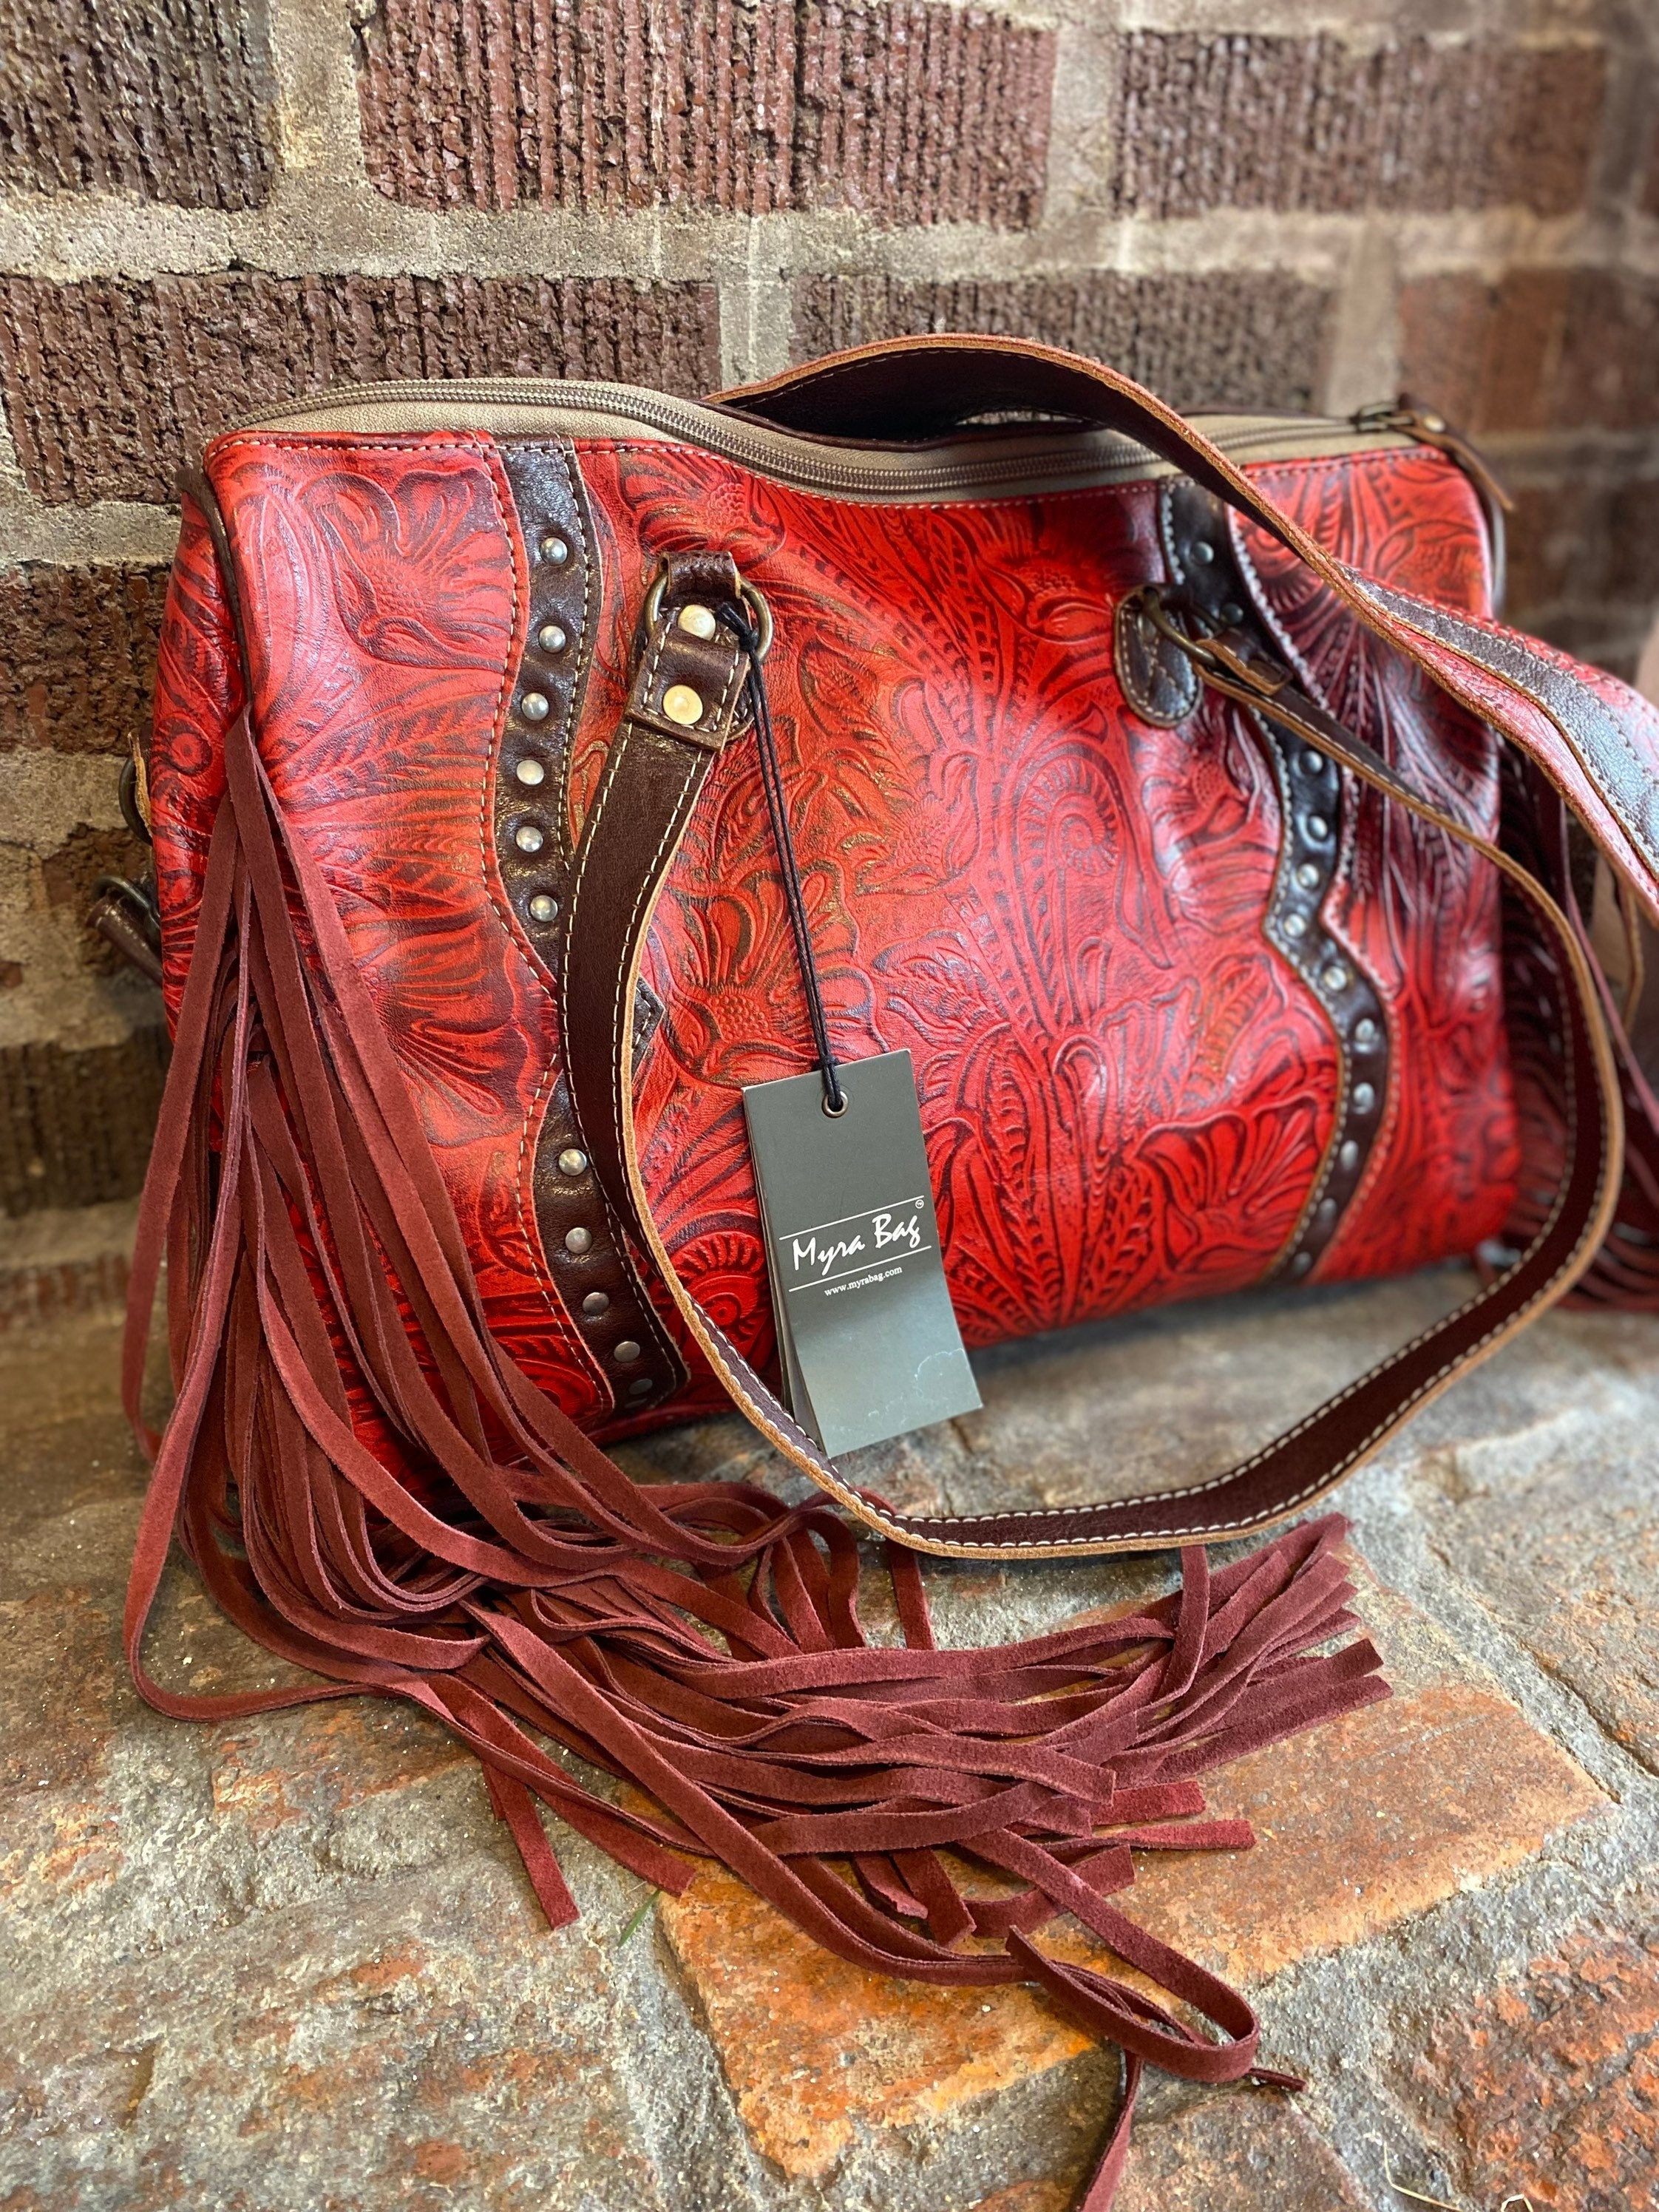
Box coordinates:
[228,379,1417,506]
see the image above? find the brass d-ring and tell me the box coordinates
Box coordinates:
[643,562,773,660]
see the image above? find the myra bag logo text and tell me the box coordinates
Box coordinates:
[782,1199,930,1294]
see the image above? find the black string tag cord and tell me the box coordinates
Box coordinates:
[718,604,846,1115]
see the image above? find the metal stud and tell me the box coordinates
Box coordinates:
[662,683,704,727]
[558,1147,588,1177]
[1302,750,1325,777]
[1321,962,1350,994]
[515,756,546,787]
[677,603,719,640]
[1317,1196,1338,1223]
[540,535,570,566]
[1306,813,1331,841]
[514,822,545,854]
[627,1376,654,1400]
[1352,1082,1376,1114]
[614,1339,642,1365]
[1290,1251,1313,1275]
[582,1290,610,1317]
[1354,1017,1379,1050]
[1219,600,1244,625]
[1338,1139,1360,1172]
[1188,540,1215,566]
[1283,912,1307,939]
[528,892,558,923]
[522,691,551,722]
[537,622,569,654]
[1295,861,1321,890]
[564,1226,593,1255]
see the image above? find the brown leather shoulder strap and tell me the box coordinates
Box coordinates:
[563,591,1624,1561]
[717,338,1659,932]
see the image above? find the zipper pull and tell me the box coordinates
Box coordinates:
[1353,398,1515,515]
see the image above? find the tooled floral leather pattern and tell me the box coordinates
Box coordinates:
[571,444,1348,1400]
[151,492,240,1024]
[152,427,1522,1442]
[190,431,611,1431]
[1234,449,1519,1280]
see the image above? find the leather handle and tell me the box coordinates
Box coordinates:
[717,338,1659,930]
[563,608,1625,1558]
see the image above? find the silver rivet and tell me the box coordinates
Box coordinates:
[1306,813,1331,841]
[627,1376,654,1400]
[677,603,718,639]
[1302,750,1324,776]
[564,1226,593,1255]
[522,691,550,722]
[1354,1017,1379,1050]
[515,756,546,787]
[1317,1197,1338,1223]
[662,683,703,727]
[1421,412,1446,433]
[1322,962,1349,994]
[1352,1082,1376,1114]
[528,892,558,923]
[1295,861,1321,890]
[558,1147,588,1177]
[1283,912,1307,939]
[515,822,545,854]
[1291,1251,1313,1275]
[1338,1139,1360,1172]
[1219,600,1244,625]
[581,1290,610,1317]
[1189,540,1215,566]
[614,1339,642,1365]
[540,535,570,566]
[537,622,568,654]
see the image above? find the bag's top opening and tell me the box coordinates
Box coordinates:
[228,376,1419,506]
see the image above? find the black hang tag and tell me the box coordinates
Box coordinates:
[742,1050,982,1457]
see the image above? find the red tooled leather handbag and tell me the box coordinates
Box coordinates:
[123,337,1659,2206]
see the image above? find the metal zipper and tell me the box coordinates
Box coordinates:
[1351,401,1514,515]
[232,376,1419,502]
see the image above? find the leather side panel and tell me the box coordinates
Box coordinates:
[1235,449,1520,1283]
[200,428,609,1430]
[149,491,241,1032]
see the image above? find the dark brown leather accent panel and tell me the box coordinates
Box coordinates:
[1158,478,1390,1280]
[495,438,686,1419]
[495,441,594,893]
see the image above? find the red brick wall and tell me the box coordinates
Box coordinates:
[4,0,1659,1220]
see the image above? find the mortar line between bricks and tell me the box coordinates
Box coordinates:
[0,190,1642,286]
[1344,1465,1659,1805]
[0,499,181,566]
[1239,1801,1659,2212]
[1415,1527,1659,1791]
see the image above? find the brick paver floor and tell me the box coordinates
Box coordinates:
[1,1264,1655,2210]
